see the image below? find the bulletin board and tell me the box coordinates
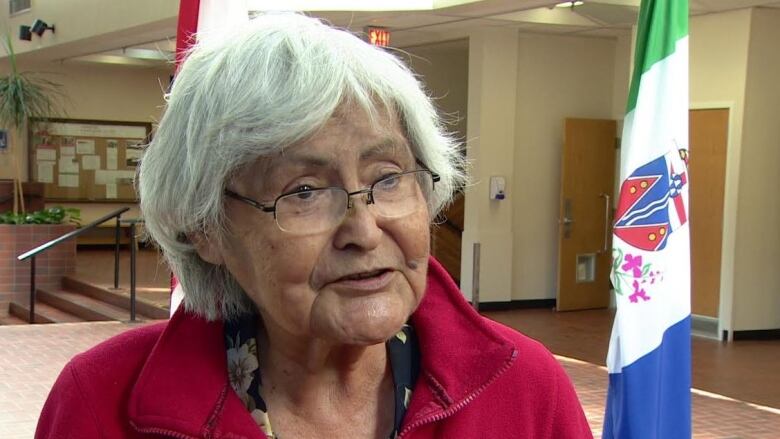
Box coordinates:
[27,118,152,202]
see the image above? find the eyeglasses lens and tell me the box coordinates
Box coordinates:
[274,171,432,235]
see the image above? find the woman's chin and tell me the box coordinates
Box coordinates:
[312,307,409,346]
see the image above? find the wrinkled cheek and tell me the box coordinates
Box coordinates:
[396,212,431,298]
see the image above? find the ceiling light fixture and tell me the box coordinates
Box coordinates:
[247,0,433,11]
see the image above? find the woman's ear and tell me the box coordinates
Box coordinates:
[189,232,225,266]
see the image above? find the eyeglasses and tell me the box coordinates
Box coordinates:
[225,169,440,235]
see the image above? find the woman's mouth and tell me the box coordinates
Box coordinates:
[332,269,394,291]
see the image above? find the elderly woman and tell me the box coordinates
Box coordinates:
[37,13,592,439]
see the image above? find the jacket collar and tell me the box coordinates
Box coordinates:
[128,257,516,438]
[402,257,518,431]
[128,309,264,438]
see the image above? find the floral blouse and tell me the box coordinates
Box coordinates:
[225,314,420,438]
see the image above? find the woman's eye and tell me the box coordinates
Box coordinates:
[376,174,402,190]
[290,185,315,199]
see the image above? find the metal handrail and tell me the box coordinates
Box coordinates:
[16,206,131,323]
[120,218,145,322]
[17,207,130,261]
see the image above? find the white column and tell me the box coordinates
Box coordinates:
[460,28,519,303]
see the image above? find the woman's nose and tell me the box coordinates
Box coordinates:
[332,197,382,251]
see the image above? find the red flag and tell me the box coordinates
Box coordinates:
[170,0,249,306]
[175,0,200,69]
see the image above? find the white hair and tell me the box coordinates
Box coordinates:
[138,13,466,320]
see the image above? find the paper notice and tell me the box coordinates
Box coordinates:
[106,142,118,170]
[61,146,76,156]
[37,161,55,183]
[95,170,134,185]
[36,149,57,161]
[106,183,118,199]
[82,155,101,170]
[62,136,76,147]
[76,139,96,155]
[59,158,79,174]
[59,173,79,188]
[125,148,143,160]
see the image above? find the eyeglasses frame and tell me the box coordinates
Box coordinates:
[224,168,440,221]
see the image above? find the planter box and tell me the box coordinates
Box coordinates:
[0,224,77,309]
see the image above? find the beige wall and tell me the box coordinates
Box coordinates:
[511,33,618,300]
[690,7,780,331]
[690,9,751,332]
[402,40,469,142]
[403,32,623,302]
[732,8,780,331]
[2,0,177,61]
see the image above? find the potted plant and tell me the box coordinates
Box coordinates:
[1,34,68,311]
[0,34,66,214]
[0,205,81,225]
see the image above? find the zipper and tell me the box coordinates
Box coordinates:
[130,384,229,438]
[131,424,202,439]
[397,348,518,438]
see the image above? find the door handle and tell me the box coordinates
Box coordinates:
[599,193,610,253]
[560,199,574,238]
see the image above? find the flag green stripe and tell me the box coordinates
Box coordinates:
[626,0,688,113]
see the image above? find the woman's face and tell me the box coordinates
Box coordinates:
[207,108,431,346]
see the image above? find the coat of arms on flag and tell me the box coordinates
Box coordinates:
[614,148,689,252]
[611,147,689,304]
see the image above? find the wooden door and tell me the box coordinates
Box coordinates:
[689,109,728,318]
[431,193,464,284]
[557,118,616,311]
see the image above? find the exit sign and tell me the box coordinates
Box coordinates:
[365,26,390,47]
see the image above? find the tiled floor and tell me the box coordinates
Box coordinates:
[0,322,146,438]
[485,308,780,409]
[1,320,779,438]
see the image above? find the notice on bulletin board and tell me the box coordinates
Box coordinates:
[28,118,151,202]
[37,161,55,183]
[59,173,79,188]
[82,155,101,170]
[76,139,95,154]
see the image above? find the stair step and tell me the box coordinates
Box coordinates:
[9,301,84,324]
[0,314,28,325]
[62,277,169,320]
[37,288,148,322]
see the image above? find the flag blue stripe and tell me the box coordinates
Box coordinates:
[603,315,692,439]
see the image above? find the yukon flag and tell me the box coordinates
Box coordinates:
[604,0,691,438]
[170,0,249,314]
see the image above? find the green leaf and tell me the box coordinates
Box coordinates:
[0,206,81,225]
[0,33,67,133]
[612,248,624,271]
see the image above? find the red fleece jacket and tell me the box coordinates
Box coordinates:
[36,258,593,438]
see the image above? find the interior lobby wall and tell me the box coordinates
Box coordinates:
[2,0,178,59]
[732,7,780,331]
[402,40,469,144]
[0,60,170,219]
[689,9,752,332]
[511,33,617,301]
